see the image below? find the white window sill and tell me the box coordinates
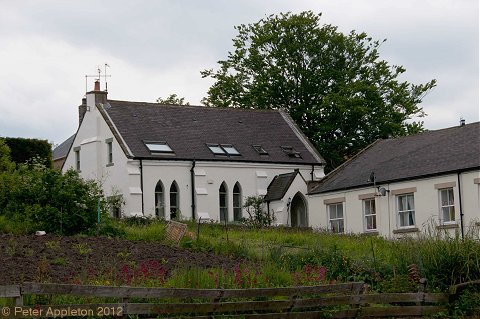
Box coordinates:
[393,227,419,234]
[436,223,459,230]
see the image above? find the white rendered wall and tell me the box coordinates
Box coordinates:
[142,161,322,221]
[62,93,140,216]
[308,171,480,238]
[63,93,326,220]
[269,173,309,226]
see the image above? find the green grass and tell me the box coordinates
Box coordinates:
[2,216,480,295]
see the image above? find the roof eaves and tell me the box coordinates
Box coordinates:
[132,156,321,166]
[312,165,480,195]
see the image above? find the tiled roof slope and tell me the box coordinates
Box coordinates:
[52,134,75,160]
[264,171,298,202]
[310,122,480,194]
[103,100,324,164]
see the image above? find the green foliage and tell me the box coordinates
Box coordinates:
[0,163,103,235]
[242,195,274,227]
[451,286,480,317]
[0,138,15,172]
[202,11,436,171]
[156,93,190,105]
[120,218,167,241]
[4,137,52,168]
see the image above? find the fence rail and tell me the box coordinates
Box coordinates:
[0,280,463,318]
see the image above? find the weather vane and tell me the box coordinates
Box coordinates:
[85,63,111,93]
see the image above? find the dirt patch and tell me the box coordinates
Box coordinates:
[0,233,245,285]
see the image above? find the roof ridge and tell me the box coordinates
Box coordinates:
[384,121,480,143]
[107,99,281,113]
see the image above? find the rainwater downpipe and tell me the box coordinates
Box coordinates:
[457,172,464,239]
[311,165,315,181]
[191,159,196,220]
[140,159,145,216]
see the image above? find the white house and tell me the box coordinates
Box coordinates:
[308,121,480,238]
[56,81,325,225]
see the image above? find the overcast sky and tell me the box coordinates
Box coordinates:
[0,0,478,146]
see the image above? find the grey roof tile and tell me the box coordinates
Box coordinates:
[103,100,324,164]
[52,134,75,160]
[310,122,480,194]
[264,171,298,202]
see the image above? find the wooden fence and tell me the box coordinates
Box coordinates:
[0,281,457,318]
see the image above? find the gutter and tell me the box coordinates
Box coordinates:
[140,159,145,216]
[457,172,464,239]
[191,159,196,220]
[132,156,321,166]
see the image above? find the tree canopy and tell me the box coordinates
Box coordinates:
[201,11,436,172]
[157,94,190,105]
[4,137,52,168]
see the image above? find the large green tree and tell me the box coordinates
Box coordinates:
[157,94,190,105]
[201,11,436,172]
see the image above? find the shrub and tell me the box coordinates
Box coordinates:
[0,163,103,235]
[242,196,274,228]
[0,138,15,172]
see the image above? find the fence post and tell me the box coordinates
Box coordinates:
[418,278,427,293]
[416,278,427,306]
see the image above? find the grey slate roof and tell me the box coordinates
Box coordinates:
[310,122,480,194]
[52,134,75,160]
[102,100,324,164]
[264,171,299,202]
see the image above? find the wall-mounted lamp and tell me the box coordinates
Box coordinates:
[377,186,390,196]
[287,197,292,207]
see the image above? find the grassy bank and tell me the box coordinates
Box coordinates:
[114,218,480,293]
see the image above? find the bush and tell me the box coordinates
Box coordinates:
[452,286,480,316]
[0,138,15,172]
[242,196,274,228]
[0,162,103,235]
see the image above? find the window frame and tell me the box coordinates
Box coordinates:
[363,198,377,232]
[233,183,242,222]
[219,182,228,222]
[281,145,302,158]
[397,193,415,228]
[252,145,268,155]
[207,144,241,156]
[144,141,174,154]
[169,182,179,220]
[155,181,165,219]
[439,187,455,224]
[74,146,81,172]
[106,138,113,166]
[328,202,344,233]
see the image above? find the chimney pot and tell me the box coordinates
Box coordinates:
[94,80,101,91]
[460,118,465,126]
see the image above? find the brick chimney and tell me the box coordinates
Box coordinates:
[78,97,87,126]
[87,79,107,104]
[81,80,108,126]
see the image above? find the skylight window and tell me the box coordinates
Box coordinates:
[281,146,301,158]
[252,145,268,155]
[145,142,174,154]
[221,144,240,155]
[207,144,226,155]
[207,144,241,156]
